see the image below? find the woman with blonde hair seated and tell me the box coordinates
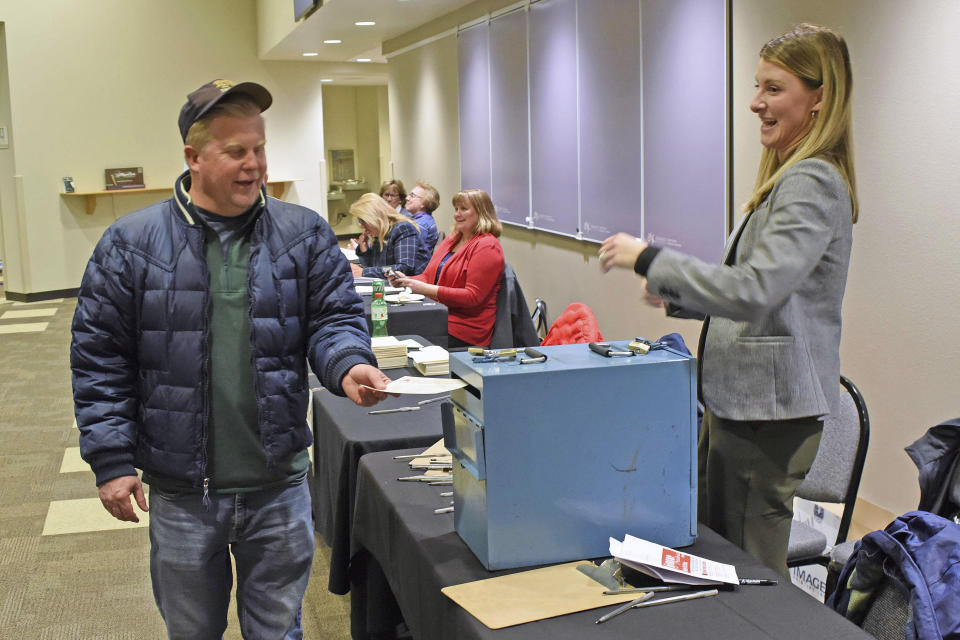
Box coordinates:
[347,193,429,278]
[390,189,504,349]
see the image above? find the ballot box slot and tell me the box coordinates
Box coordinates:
[441,402,486,481]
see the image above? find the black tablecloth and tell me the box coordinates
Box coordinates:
[361,296,448,348]
[311,354,446,595]
[349,449,873,640]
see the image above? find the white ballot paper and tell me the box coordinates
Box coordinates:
[355,285,404,296]
[365,375,467,395]
[609,534,739,586]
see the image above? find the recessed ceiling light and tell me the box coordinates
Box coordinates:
[355,21,376,26]
[302,52,319,57]
[356,58,372,63]
[321,78,334,82]
[323,39,342,44]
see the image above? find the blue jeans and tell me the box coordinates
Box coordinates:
[148,477,314,640]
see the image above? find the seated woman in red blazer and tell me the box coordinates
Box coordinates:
[390,189,504,348]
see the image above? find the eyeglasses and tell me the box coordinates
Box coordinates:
[382,192,400,199]
[407,192,422,200]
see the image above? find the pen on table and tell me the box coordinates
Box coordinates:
[603,584,704,595]
[418,395,450,406]
[594,592,655,624]
[595,589,719,624]
[369,406,420,415]
[397,474,451,482]
[393,452,452,461]
[393,453,431,460]
[603,579,773,596]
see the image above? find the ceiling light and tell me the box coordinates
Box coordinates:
[356,58,372,63]
[355,21,376,26]
[302,52,319,57]
[323,39,342,44]
[321,78,334,82]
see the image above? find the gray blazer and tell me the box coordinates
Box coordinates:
[646,158,853,421]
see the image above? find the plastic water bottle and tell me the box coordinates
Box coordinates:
[371,279,388,337]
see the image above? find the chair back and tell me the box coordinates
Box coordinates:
[797,375,870,547]
[540,303,603,346]
[488,264,540,349]
[532,298,548,341]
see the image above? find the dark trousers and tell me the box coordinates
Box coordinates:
[698,411,823,578]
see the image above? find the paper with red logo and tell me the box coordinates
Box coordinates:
[609,534,739,585]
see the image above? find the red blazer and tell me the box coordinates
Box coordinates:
[411,232,504,346]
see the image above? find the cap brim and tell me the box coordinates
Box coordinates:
[222,81,273,113]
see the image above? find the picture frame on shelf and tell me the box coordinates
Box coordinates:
[104,167,145,190]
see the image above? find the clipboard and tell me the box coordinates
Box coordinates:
[441,561,640,629]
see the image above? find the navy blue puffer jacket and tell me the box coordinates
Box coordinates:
[71,181,375,488]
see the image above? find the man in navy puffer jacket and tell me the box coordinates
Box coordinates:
[70,79,391,639]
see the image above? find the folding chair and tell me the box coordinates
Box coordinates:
[787,375,870,568]
[531,298,548,342]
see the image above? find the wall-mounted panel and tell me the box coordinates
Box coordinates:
[489,8,530,225]
[578,0,642,241]
[456,0,727,252]
[458,23,492,195]
[642,0,727,261]
[528,0,579,234]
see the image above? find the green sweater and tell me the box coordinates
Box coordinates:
[200,205,309,492]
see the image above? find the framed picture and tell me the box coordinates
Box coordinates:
[105,167,145,190]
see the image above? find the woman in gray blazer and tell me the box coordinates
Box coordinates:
[600,24,858,576]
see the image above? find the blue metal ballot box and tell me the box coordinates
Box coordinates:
[442,342,698,570]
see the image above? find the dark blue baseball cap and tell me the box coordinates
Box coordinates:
[178,79,272,141]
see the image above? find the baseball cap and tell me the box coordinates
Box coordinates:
[178,79,273,141]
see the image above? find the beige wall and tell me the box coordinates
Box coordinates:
[322,85,387,234]
[320,85,386,189]
[0,0,328,296]
[355,87,384,190]
[257,0,299,57]
[388,0,960,518]
[387,34,463,243]
[0,24,15,289]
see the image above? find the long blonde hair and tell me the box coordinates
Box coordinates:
[745,24,858,222]
[349,193,419,245]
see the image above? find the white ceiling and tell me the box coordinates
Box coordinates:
[261,0,477,83]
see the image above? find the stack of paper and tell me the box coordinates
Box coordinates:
[371,336,408,369]
[609,534,739,585]
[408,438,452,472]
[409,345,450,376]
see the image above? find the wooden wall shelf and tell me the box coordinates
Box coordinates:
[62,179,301,214]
